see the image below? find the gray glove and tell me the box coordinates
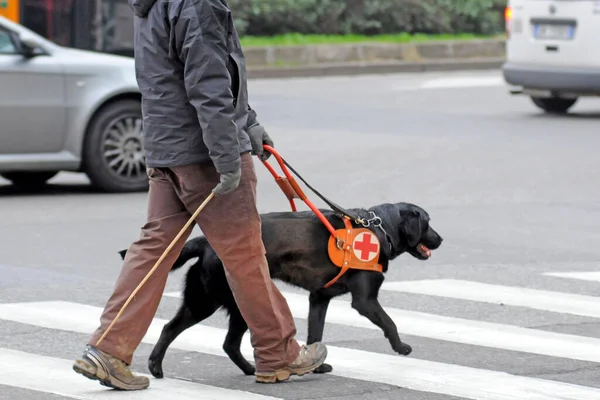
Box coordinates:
[248,124,274,161]
[212,167,241,196]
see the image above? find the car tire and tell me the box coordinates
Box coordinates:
[0,171,58,188]
[530,96,578,114]
[83,99,149,193]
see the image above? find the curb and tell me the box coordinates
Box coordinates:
[247,58,505,79]
[243,38,506,79]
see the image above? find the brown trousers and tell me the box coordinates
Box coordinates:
[88,153,301,372]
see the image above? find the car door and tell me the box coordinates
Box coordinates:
[0,26,67,155]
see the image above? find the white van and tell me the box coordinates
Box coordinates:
[502,0,600,113]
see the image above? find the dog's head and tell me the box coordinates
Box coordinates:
[377,203,443,261]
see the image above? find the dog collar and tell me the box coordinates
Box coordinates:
[358,211,393,256]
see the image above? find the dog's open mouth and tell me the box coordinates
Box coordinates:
[417,243,431,258]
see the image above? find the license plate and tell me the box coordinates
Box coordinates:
[534,24,574,40]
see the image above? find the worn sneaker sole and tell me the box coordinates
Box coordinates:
[73,359,149,391]
[255,348,328,384]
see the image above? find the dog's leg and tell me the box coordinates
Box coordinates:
[148,304,211,378]
[222,307,255,375]
[307,291,333,374]
[349,274,412,356]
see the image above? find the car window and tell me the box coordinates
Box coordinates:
[0,30,17,55]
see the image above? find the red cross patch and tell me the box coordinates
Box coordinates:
[352,232,380,262]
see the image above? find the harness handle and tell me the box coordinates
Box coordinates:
[261,145,338,238]
[261,145,364,223]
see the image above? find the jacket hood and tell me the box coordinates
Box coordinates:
[129,0,158,17]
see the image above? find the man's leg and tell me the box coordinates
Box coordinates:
[170,153,327,383]
[73,167,194,390]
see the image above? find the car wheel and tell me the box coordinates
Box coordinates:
[0,171,58,188]
[83,99,149,193]
[530,96,578,114]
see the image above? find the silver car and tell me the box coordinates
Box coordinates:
[0,16,147,192]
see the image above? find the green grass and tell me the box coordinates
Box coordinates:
[239,32,504,47]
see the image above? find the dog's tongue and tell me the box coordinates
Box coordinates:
[417,244,431,258]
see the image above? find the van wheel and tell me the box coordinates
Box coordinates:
[530,96,578,114]
[0,171,58,188]
[83,99,149,193]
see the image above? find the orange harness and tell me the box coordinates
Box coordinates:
[261,145,384,288]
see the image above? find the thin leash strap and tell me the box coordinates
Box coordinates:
[278,157,364,223]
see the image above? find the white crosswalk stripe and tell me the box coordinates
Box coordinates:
[163,290,600,363]
[419,76,506,90]
[2,270,600,399]
[381,279,600,318]
[0,348,281,400]
[543,271,600,283]
[390,75,507,92]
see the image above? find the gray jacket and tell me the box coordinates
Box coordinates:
[129,0,257,174]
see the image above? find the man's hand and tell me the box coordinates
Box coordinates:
[212,167,242,196]
[248,124,274,161]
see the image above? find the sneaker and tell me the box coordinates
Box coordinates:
[255,342,328,383]
[72,345,150,390]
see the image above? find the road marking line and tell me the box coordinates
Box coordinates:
[420,76,505,89]
[543,271,600,283]
[0,348,280,400]
[381,279,600,319]
[2,301,600,399]
[164,290,600,364]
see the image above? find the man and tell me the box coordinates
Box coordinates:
[72,0,327,390]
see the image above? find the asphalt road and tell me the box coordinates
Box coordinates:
[1,70,600,400]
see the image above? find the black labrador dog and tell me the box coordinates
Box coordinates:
[118,202,443,378]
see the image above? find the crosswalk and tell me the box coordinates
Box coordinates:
[1,269,600,399]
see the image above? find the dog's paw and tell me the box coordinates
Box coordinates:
[148,359,164,379]
[314,363,333,374]
[396,343,412,356]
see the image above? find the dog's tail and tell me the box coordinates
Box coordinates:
[117,236,209,273]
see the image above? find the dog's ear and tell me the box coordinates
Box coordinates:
[400,210,422,247]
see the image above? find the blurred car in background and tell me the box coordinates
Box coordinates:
[0,15,147,192]
[502,0,600,114]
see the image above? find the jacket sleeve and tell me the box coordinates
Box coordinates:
[246,104,260,130]
[175,2,240,174]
